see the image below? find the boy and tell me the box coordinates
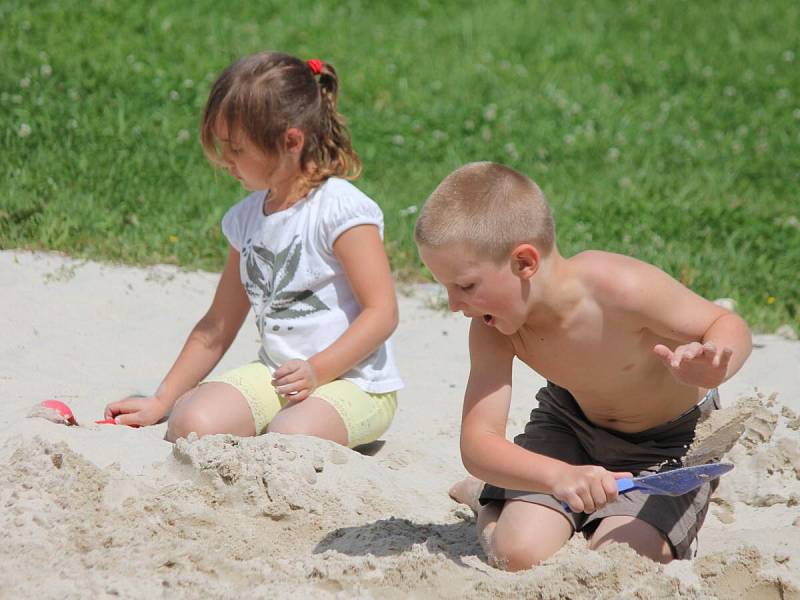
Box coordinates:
[414,162,751,570]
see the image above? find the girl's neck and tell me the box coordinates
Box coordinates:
[264,173,314,214]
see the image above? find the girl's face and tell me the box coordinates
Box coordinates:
[214,120,300,192]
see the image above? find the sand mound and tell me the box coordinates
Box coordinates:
[6,424,800,599]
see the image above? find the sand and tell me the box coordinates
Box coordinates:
[2,250,800,599]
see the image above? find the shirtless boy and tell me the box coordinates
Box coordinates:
[414,162,752,570]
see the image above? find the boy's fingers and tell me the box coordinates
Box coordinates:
[653,344,672,361]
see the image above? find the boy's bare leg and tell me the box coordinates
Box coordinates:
[449,476,485,513]
[478,499,573,571]
[588,515,673,563]
[167,382,256,442]
[267,396,349,446]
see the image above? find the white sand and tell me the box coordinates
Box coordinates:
[1,250,799,599]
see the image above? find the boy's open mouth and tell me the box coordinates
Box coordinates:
[483,314,494,326]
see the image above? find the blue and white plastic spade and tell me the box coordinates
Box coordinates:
[562,462,734,513]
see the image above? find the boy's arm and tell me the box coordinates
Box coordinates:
[618,257,752,388]
[462,319,632,512]
[462,320,571,491]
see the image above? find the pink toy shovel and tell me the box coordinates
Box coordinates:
[31,399,139,427]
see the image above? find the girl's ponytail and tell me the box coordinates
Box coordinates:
[310,61,362,183]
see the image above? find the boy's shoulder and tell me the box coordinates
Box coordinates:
[571,250,660,300]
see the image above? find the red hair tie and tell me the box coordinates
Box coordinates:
[306,59,323,75]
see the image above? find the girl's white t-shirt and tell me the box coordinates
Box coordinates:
[221,177,403,393]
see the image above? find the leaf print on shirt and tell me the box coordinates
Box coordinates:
[243,235,330,334]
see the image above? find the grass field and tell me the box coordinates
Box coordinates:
[2,0,798,331]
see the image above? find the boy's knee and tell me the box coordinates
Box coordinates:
[490,530,555,571]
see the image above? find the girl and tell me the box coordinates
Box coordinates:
[105,52,403,447]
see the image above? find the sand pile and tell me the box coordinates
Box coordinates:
[3,407,799,599]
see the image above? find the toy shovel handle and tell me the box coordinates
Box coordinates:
[561,478,637,513]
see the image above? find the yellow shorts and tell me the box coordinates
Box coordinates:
[203,361,397,448]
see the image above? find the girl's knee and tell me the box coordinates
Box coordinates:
[166,400,216,442]
[267,414,315,437]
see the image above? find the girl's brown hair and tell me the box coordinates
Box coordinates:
[201,52,361,186]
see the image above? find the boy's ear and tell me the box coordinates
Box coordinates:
[284,127,305,155]
[511,244,540,279]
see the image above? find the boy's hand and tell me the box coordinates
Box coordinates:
[272,359,318,402]
[104,395,169,427]
[653,341,733,388]
[552,465,632,513]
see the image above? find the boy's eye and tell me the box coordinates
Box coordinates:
[458,283,474,291]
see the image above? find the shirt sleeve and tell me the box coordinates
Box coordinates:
[320,186,385,255]
[221,193,260,252]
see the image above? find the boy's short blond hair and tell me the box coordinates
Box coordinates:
[414,162,555,262]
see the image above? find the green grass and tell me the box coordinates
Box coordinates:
[2,0,798,331]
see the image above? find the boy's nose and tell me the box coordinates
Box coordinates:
[447,294,461,313]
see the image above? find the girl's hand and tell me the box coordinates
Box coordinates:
[654,341,733,388]
[551,465,632,513]
[104,395,170,427]
[272,359,318,402]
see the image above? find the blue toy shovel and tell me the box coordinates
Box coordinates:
[562,462,734,513]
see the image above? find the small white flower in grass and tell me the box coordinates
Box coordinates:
[783,50,795,62]
[606,147,620,161]
[399,205,418,217]
[618,177,632,188]
[432,130,447,142]
[68,89,79,100]
[177,129,190,142]
[563,134,575,145]
[777,88,790,100]
[463,119,475,131]
[483,103,497,122]
[127,54,135,64]
[18,123,32,137]
[504,143,519,160]
[11,94,22,104]
[391,135,404,146]
[736,125,749,136]
[20,20,31,31]
[793,109,800,120]
[67,119,78,129]
[732,142,742,154]
[183,79,194,88]
[35,96,44,106]
[702,66,713,78]
[766,64,775,75]
[20,77,30,88]
[724,86,736,97]
[481,126,492,142]
[169,90,180,101]
[133,62,143,72]
[40,64,52,77]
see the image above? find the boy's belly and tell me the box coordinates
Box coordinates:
[567,378,702,433]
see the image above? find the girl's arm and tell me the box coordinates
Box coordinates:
[105,246,251,425]
[271,224,398,401]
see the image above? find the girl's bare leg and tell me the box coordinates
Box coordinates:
[166,382,256,442]
[267,396,349,446]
